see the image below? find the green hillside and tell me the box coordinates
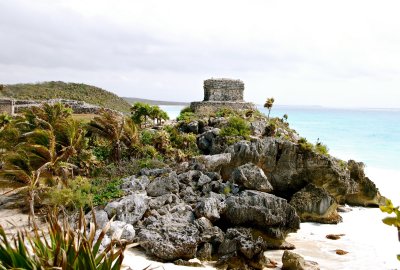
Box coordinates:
[0,81,131,113]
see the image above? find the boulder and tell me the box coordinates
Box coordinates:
[216,227,274,270]
[194,217,224,244]
[85,209,109,229]
[222,190,300,240]
[197,128,220,154]
[282,251,320,270]
[121,175,150,192]
[146,172,179,197]
[104,193,149,225]
[290,184,342,224]
[194,153,232,172]
[195,197,221,222]
[230,163,273,192]
[138,205,199,261]
[109,221,135,242]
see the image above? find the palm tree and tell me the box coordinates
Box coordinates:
[264,97,275,120]
[1,128,75,227]
[88,110,138,163]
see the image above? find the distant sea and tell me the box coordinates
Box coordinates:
[161,105,400,171]
[160,104,400,269]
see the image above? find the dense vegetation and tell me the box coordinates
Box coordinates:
[0,81,132,113]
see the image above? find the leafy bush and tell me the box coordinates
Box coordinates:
[298,137,314,152]
[92,178,125,206]
[216,107,238,118]
[0,208,126,270]
[315,142,329,156]
[140,129,155,145]
[45,177,93,210]
[220,116,251,138]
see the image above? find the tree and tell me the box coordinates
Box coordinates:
[264,97,275,120]
[0,103,81,226]
[88,110,138,163]
[130,102,152,128]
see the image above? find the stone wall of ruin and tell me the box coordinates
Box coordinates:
[203,79,244,102]
[0,99,15,115]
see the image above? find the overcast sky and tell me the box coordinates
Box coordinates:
[1,0,400,108]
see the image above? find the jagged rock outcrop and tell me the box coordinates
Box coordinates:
[221,137,383,206]
[290,184,342,224]
[231,163,273,192]
[138,204,199,261]
[146,172,180,197]
[215,227,276,270]
[104,193,149,225]
[222,191,300,240]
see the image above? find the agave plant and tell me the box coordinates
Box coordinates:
[0,208,126,270]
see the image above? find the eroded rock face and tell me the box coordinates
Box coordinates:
[222,137,383,206]
[231,163,273,193]
[146,172,180,197]
[216,227,275,270]
[222,190,300,240]
[138,205,199,261]
[290,184,342,224]
[194,153,232,172]
[104,193,149,225]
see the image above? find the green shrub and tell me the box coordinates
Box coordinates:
[315,142,329,156]
[298,137,314,152]
[216,107,237,118]
[140,129,155,145]
[92,145,111,162]
[45,177,93,210]
[220,116,251,138]
[92,178,124,206]
[0,208,126,270]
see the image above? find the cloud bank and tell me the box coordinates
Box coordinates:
[1,0,399,108]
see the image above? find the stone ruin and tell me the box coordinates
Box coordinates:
[190,78,255,113]
[0,99,15,115]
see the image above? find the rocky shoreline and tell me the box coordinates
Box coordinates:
[84,116,384,270]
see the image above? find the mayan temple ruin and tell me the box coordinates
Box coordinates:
[190,78,256,113]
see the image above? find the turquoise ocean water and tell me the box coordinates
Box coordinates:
[161,105,400,171]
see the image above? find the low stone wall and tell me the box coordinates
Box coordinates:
[190,101,256,114]
[13,99,104,115]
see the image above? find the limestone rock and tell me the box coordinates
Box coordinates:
[146,172,179,197]
[109,221,135,242]
[194,153,232,172]
[104,193,148,225]
[222,190,300,240]
[282,251,320,270]
[121,175,150,192]
[231,163,273,192]
[290,184,342,224]
[216,228,274,270]
[85,209,109,229]
[222,137,382,207]
[138,207,199,261]
[195,197,221,222]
